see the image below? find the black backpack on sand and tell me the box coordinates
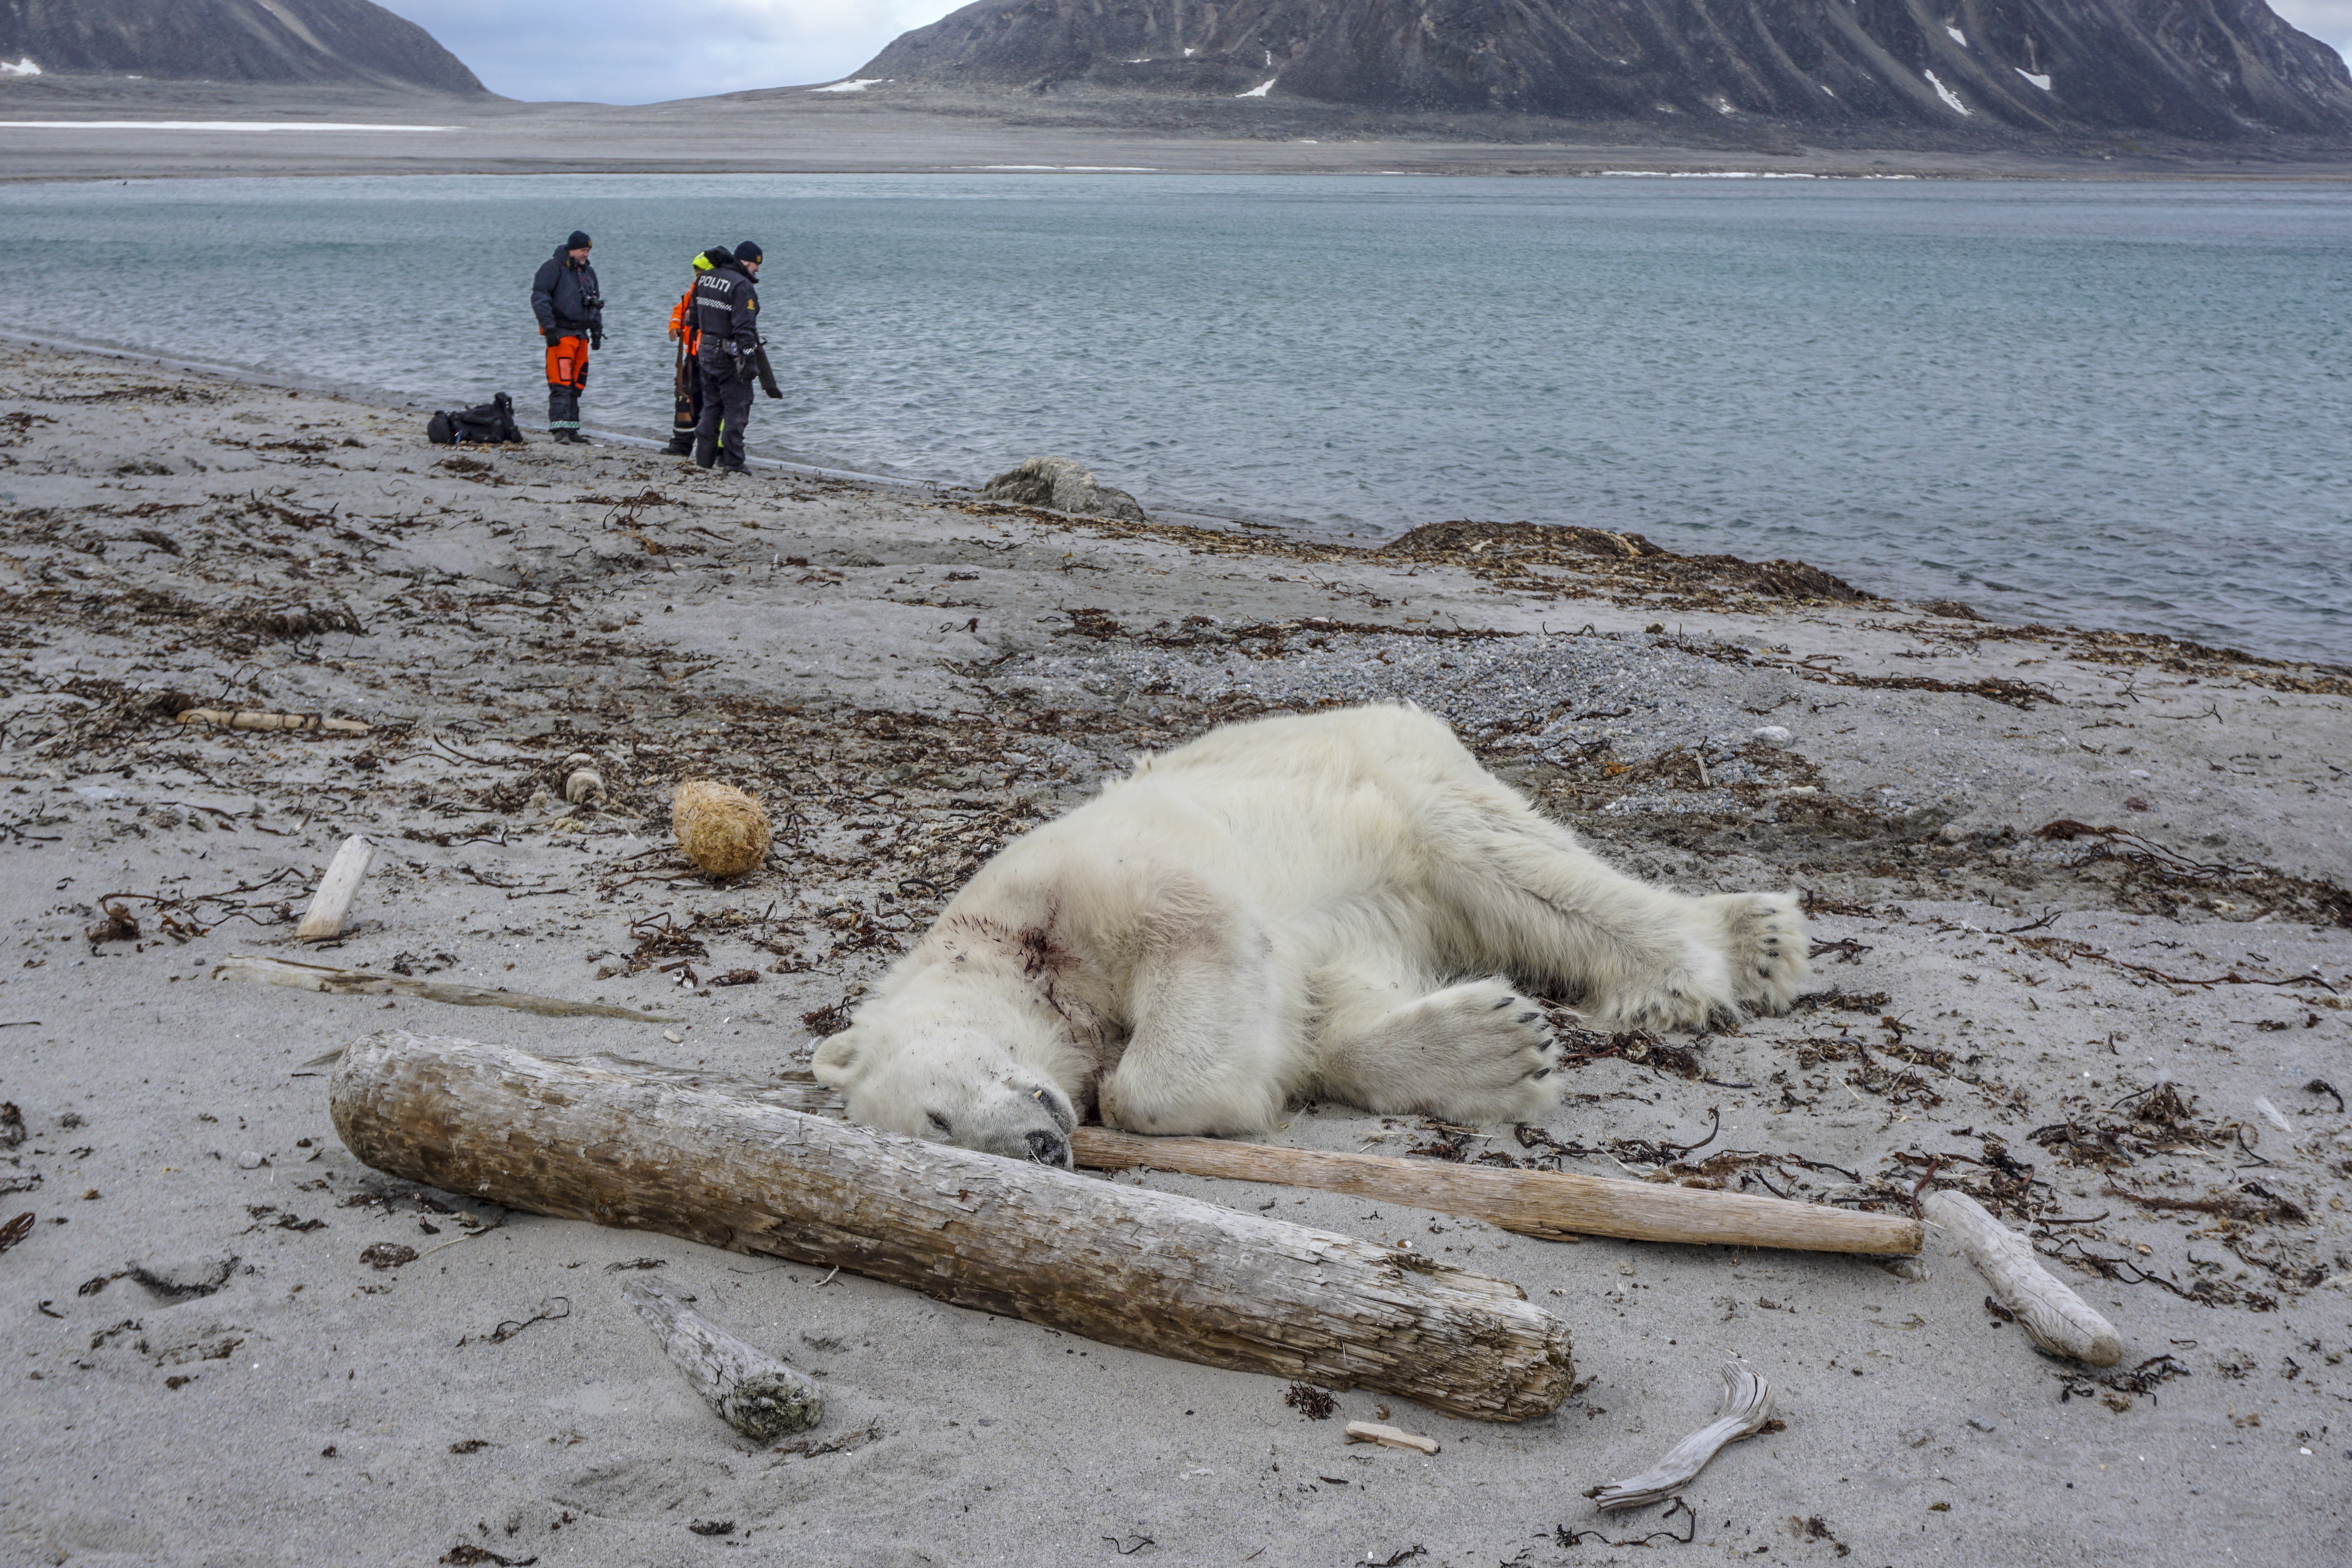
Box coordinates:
[427,392,523,445]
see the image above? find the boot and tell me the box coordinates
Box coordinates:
[661,437,693,456]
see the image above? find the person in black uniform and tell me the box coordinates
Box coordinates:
[690,239,762,472]
[530,230,604,444]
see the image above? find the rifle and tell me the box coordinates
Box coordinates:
[751,343,782,401]
[671,336,697,435]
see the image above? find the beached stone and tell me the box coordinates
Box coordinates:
[979,455,1146,522]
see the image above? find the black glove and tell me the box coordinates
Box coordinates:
[589,330,603,350]
[543,329,562,346]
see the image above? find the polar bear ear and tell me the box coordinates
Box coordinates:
[811,1032,863,1086]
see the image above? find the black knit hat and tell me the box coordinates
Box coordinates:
[566,230,592,250]
[733,239,763,264]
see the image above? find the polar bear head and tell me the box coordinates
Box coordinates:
[813,1017,1082,1168]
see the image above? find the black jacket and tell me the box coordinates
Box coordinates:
[531,249,604,337]
[691,261,760,373]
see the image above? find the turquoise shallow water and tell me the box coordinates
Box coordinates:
[0,172,2343,662]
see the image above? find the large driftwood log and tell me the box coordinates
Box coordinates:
[620,1277,823,1440]
[558,1061,1919,1256]
[330,1032,1576,1422]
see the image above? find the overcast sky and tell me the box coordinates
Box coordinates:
[376,0,2352,106]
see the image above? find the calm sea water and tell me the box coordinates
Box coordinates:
[0,172,2343,662]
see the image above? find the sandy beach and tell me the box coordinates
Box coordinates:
[0,339,2347,1567]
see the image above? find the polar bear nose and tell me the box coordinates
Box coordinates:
[1024,1128,1071,1167]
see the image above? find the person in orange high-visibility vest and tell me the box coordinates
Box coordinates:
[662,248,724,455]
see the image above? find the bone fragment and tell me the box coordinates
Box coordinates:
[214,954,667,1023]
[621,1277,822,1440]
[295,834,374,942]
[1344,1421,1439,1455]
[175,708,369,734]
[1922,1189,2121,1366]
[1587,1359,1776,1511]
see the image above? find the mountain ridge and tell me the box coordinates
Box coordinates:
[0,0,485,95]
[857,0,2352,144]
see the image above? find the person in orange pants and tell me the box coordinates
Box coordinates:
[530,230,603,444]
[663,248,723,455]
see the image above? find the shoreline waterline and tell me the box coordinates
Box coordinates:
[2,170,2342,662]
[5,326,2340,685]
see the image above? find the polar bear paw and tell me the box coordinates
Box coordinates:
[1330,976,1563,1124]
[1698,889,1810,1015]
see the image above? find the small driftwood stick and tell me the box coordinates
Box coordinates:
[620,1277,822,1440]
[295,834,374,942]
[330,1032,1577,1423]
[215,955,667,1023]
[1588,1359,1776,1511]
[1345,1421,1439,1455]
[176,708,369,734]
[1922,1190,2121,1366]
[1073,1129,1922,1256]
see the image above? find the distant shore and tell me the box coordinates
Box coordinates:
[6,76,2352,184]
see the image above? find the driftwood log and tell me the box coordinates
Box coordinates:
[1923,1189,2121,1366]
[620,1277,823,1440]
[175,707,369,734]
[216,955,667,1023]
[329,1032,1576,1422]
[557,1061,1919,1257]
[1073,1129,1921,1256]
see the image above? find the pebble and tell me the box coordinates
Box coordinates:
[236,1151,264,1170]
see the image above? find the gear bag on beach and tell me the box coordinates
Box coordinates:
[426,392,523,445]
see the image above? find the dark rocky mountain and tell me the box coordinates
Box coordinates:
[859,0,2352,142]
[0,0,485,93]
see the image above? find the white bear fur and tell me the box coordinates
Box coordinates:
[814,704,1808,1164]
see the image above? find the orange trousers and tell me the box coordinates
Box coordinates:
[545,336,589,431]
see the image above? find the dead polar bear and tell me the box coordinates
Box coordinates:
[815,704,1807,1165]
